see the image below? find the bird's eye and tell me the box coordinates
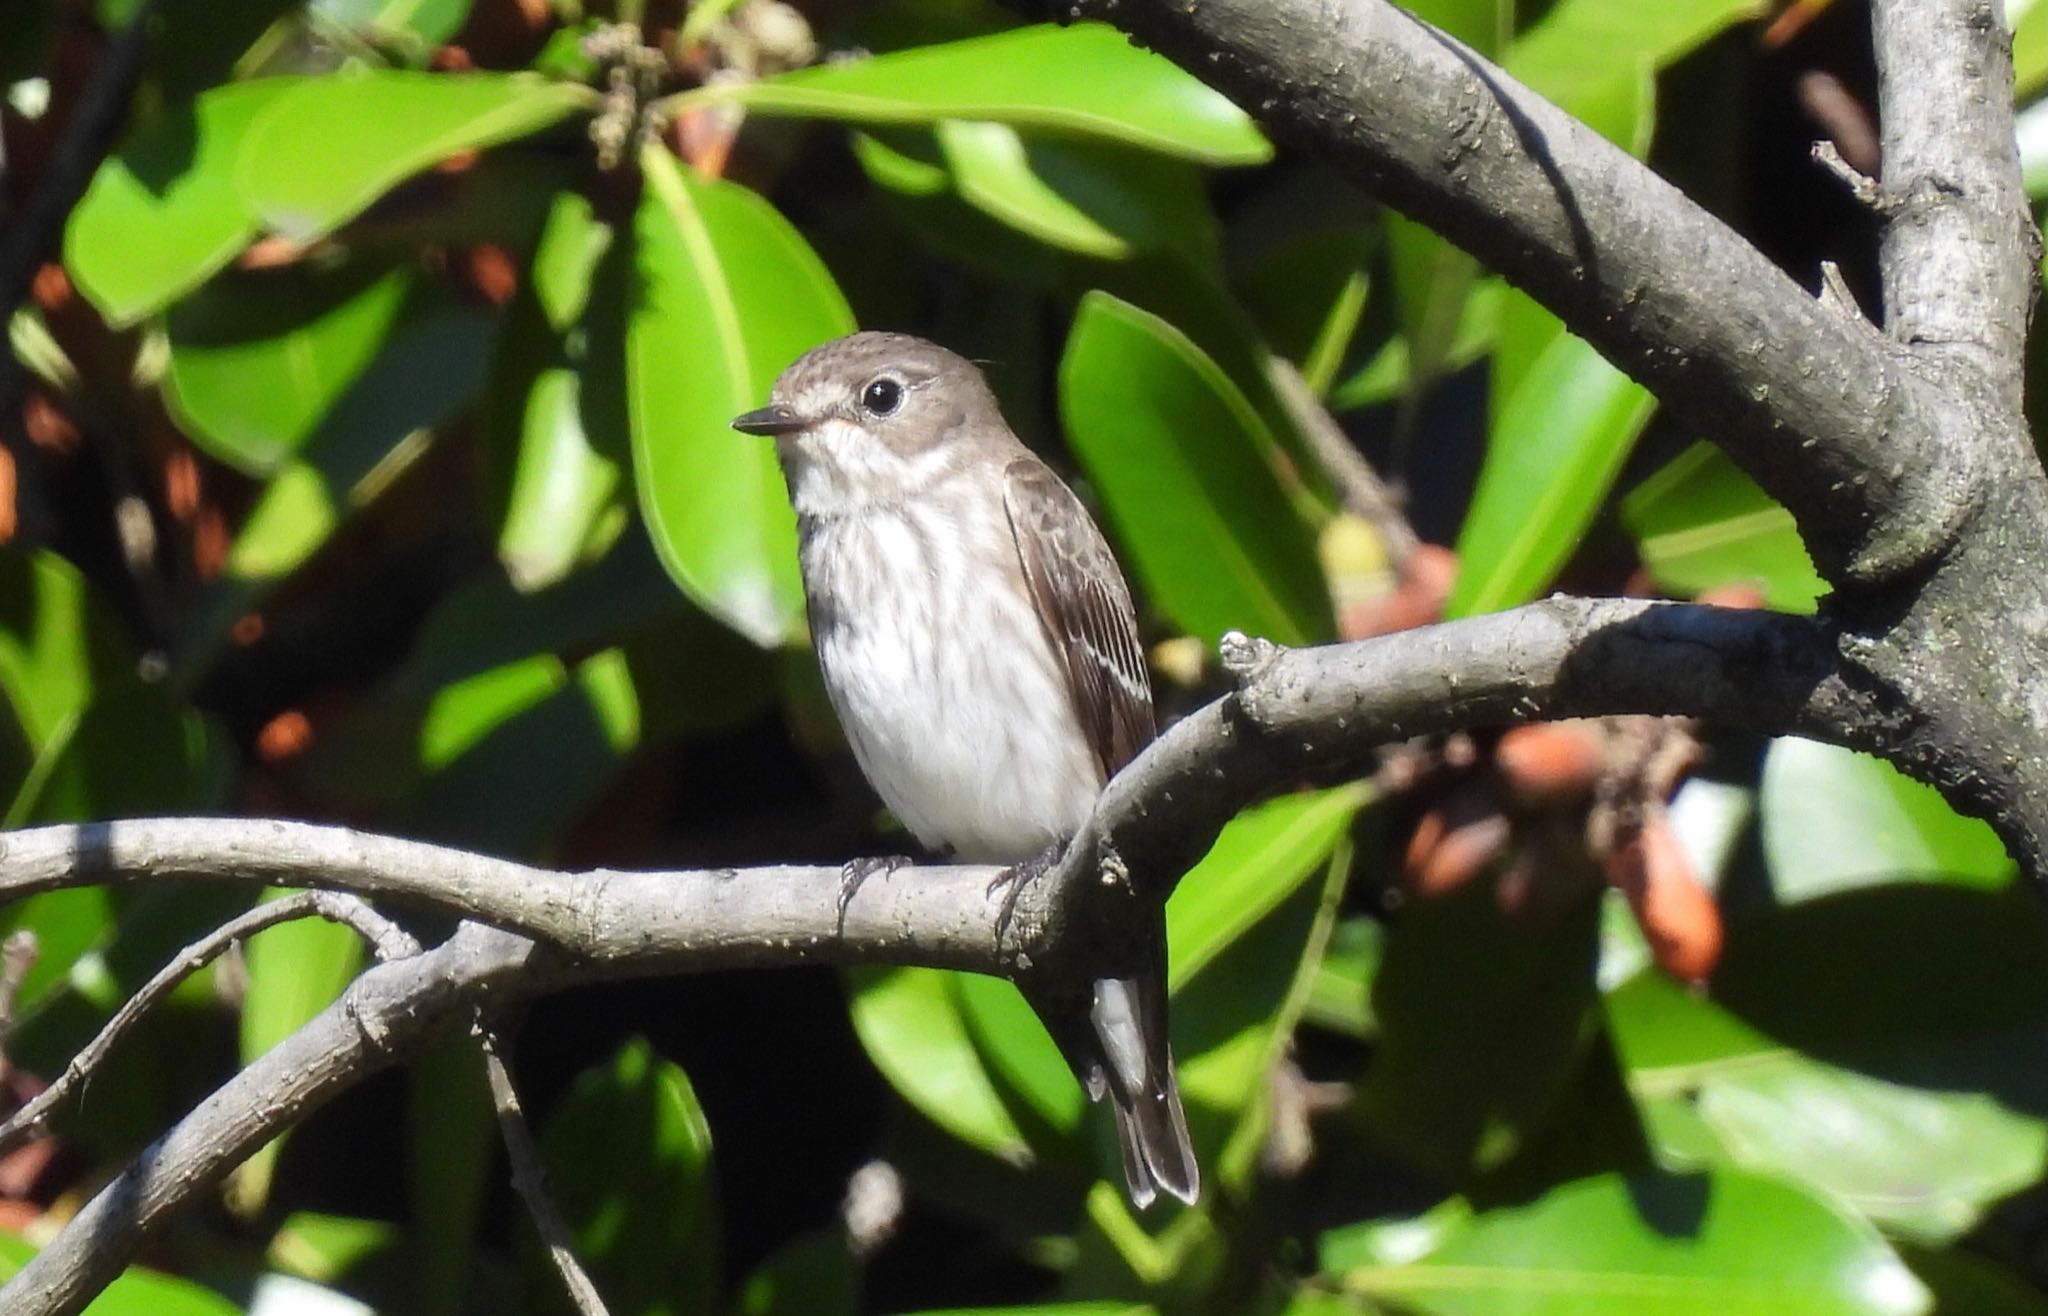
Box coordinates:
[861,377,903,417]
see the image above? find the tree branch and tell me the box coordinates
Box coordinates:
[0,892,418,1161]
[1065,0,1964,588]
[1871,0,2036,390]
[477,1022,612,1316]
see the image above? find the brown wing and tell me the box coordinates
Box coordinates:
[1003,459,1155,778]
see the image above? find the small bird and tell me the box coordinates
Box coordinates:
[732,331,1198,1208]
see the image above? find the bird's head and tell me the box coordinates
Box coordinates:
[732,331,1008,516]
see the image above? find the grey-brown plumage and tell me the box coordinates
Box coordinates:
[732,331,1198,1208]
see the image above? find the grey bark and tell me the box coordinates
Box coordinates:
[1068,0,2048,880]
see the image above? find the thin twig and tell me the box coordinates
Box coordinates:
[1269,359,1420,570]
[476,1021,612,1316]
[0,890,419,1158]
[1811,139,1885,212]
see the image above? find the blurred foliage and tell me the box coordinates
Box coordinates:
[0,0,2045,1312]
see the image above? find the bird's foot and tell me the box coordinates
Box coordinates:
[988,840,1063,946]
[839,854,914,927]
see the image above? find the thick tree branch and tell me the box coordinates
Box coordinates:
[1066,0,1961,587]
[0,600,1846,972]
[1872,0,2036,389]
[0,597,1853,1314]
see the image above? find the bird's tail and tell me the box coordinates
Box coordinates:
[1087,973,1198,1209]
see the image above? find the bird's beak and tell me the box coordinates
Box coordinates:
[730,405,806,437]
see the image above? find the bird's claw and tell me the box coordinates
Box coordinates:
[988,842,1061,946]
[839,854,914,928]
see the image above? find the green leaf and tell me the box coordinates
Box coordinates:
[1447,293,1654,617]
[0,549,127,761]
[934,120,1215,260]
[1329,279,1501,412]
[849,964,1031,1164]
[8,679,226,826]
[402,648,638,855]
[269,1211,402,1287]
[65,78,300,327]
[1167,786,1367,987]
[1759,738,2015,900]
[230,889,370,1215]
[735,1229,859,1316]
[629,147,854,647]
[1328,1169,1929,1315]
[490,192,628,592]
[405,1030,497,1316]
[1614,881,2048,1244]
[706,23,1269,165]
[1059,291,1331,646]
[164,263,411,474]
[1507,0,1766,114]
[187,266,496,597]
[237,71,595,242]
[538,1038,719,1316]
[0,1234,243,1315]
[955,970,1087,1142]
[1620,441,1826,613]
[1403,0,1511,54]
[1610,962,2048,1245]
[2018,0,2048,100]
[1385,213,1481,405]
[1358,876,1605,1180]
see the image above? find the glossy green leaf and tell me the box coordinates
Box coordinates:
[0,550,126,759]
[8,679,225,826]
[238,71,595,241]
[1759,737,2015,899]
[1301,914,1383,1040]
[1617,877,2048,1242]
[0,1234,242,1315]
[956,971,1087,1141]
[1611,961,2048,1244]
[538,1038,719,1316]
[1385,213,1481,406]
[1447,294,1654,617]
[491,192,627,592]
[908,1307,1152,1316]
[164,263,411,474]
[1621,441,1826,613]
[1358,876,1605,1180]
[736,1229,859,1316]
[934,120,1215,260]
[230,889,370,1215]
[1403,0,1510,54]
[906,1306,1152,1316]
[1060,291,1330,646]
[269,1211,401,1288]
[1508,0,1765,116]
[629,147,855,647]
[1328,1169,1929,1315]
[402,648,638,854]
[706,23,1269,165]
[2017,0,2048,100]
[404,1031,497,1316]
[1329,279,1502,411]
[1166,786,1368,987]
[192,266,496,593]
[65,79,299,327]
[1173,838,1351,1188]
[849,964,1031,1164]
